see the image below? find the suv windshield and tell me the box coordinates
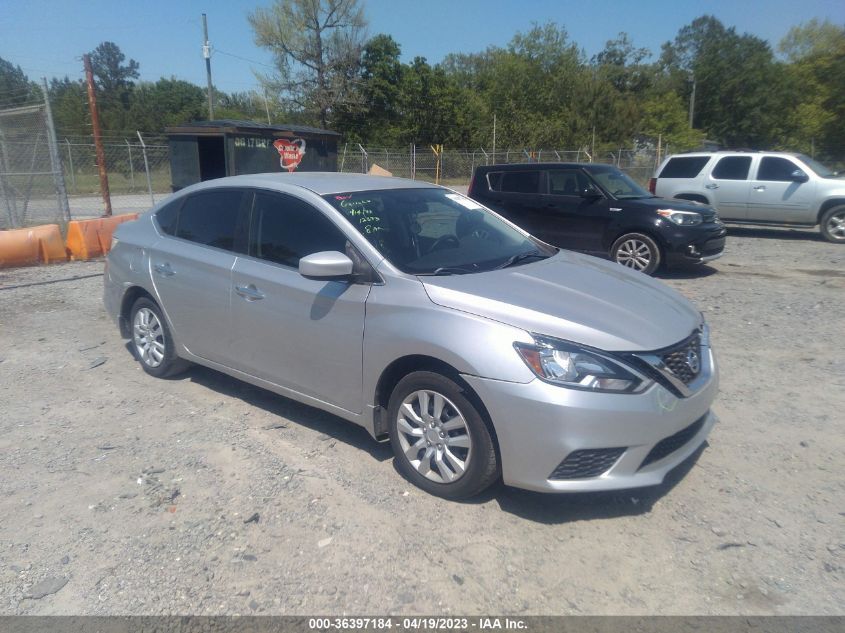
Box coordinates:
[324,188,555,275]
[589,167,651,199]
[797,154,839,178]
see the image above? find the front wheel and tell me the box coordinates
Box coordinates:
[610,233,662,275]
[820,205,845,243]
[387,371,499,499]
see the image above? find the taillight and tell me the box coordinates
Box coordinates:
[648,177,656,194]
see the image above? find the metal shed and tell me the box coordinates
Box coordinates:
[165,120,340,191]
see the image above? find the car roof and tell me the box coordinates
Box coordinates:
[667,151,802,158]
[180,172,441,196]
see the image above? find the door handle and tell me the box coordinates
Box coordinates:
[753,185,766,191]
[235,284,265,301]
[154,263,175,277]
[704,184,719,190]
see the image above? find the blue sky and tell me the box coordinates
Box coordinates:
[2,0,843,94]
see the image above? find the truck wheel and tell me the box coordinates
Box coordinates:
[820,206,845,243]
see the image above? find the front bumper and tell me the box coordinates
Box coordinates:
[463,346,718,493]
[664,223,727,266]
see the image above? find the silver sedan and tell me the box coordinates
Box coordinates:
[104,173,718,499]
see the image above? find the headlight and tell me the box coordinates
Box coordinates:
[514,337,650,393]
[657,209,702,226]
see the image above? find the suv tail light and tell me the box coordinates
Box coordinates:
[647,177,656,194]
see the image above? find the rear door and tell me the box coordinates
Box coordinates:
[478,169,543,235]
[747,156,816,223]
[150,189,249,365]
[703,155,752,220]
[229,191,370,414]
[538,168,609,252]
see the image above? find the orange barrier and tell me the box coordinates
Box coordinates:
[0,224,68,268]
[65,213,138,260]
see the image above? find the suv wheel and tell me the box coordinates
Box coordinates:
[820,205,845,243]
[130,297,189,378]
[387,371,499,499]
[611,233,661,275]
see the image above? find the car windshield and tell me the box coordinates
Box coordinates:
[323,188,555,275]
[797,154,839,178]
[589,167,651,199]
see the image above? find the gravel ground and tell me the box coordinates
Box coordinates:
[0,225,843,616]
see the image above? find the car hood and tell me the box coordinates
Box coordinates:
[420,251,702,352]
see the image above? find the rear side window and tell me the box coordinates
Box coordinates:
[658,157,710,178]
[155,199,181,236]
[547,170,592,195]
[712,156,751,180]
[176,190,247,252]
[490,171,540,193]
[251,192,348,268]
[757,157,800,181]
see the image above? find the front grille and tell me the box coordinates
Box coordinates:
[660,334,702,385]
[549,447,625,480]
[639,416,706,469]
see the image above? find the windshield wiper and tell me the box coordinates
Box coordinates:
[425,266,477,276]
[494,251,546,270]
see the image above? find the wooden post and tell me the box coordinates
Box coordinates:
[83,54,112,216]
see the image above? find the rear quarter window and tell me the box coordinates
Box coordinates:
[658,157,710,179]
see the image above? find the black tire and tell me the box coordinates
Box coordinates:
[129,297,189,378]
[819,205,845,243]
[610,232,662,275]
[387,371,499,500]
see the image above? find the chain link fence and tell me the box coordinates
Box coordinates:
[339,145,667,188]
[0,102,70,229]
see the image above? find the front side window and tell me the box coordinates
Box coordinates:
[589,167,650,200]
[175,190,247,252]
[324,188,554,275]
[547,170,592,196]
[251,192,348,268]
[757,157,801,182]
[712,156,751,180]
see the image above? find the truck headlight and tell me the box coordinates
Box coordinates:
[657,209,702,226]
[514,337,651,393]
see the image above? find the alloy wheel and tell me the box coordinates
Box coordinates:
[826,211,845,240]
[133,307,165,368]
[615,239,653,271]
[395,390,472,483]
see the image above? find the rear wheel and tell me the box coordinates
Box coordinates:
[130,297,189,378]
[387,371,499,499]
[611,233,662,275]
[820,205,845,243]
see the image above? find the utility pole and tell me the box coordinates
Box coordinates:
[263,89,271,125]
[83,54,112,216]
[688,76,696,128]
[491,113,496,165]
[202,13,214,119]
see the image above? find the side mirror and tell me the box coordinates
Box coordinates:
[580,187,602,199]
[791,169,809,183]
[299,251,354,281]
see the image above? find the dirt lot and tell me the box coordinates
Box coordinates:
[0,225,843,616]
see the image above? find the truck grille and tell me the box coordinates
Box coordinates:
[549,447,625,480]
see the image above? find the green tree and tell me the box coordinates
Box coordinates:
[128,78,207,132]
[248,0,367,129]
[0,57,41,107]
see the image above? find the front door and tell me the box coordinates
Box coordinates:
[747,156,816,223]
[229,191,370,414]
[538,169,610,252]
